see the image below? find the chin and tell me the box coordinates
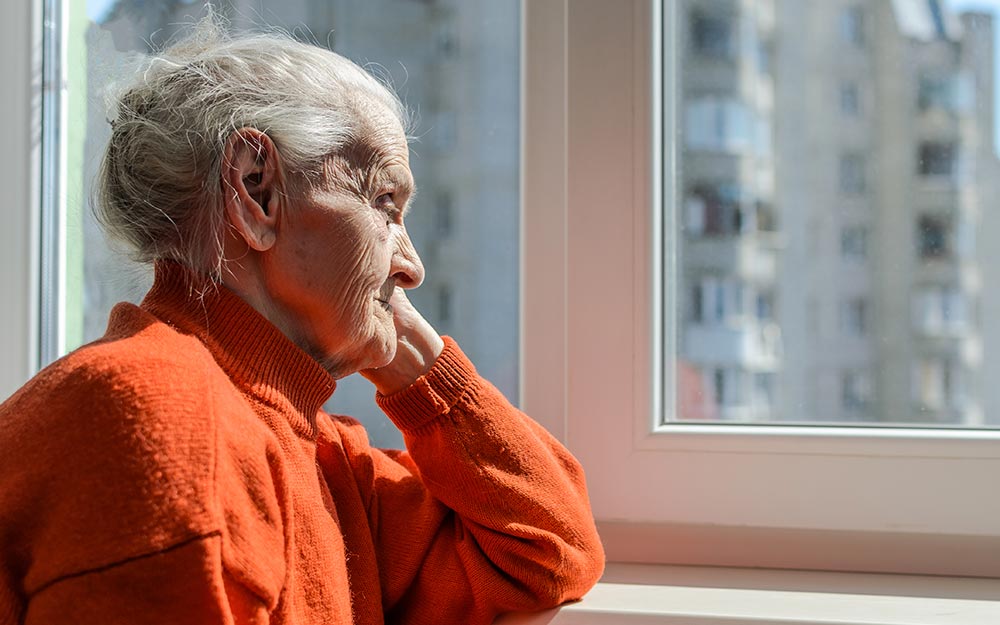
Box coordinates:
[367,347,396,370]
[364,329,398,370]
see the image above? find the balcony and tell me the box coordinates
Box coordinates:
[683,321,782,369]
[684,233,781,281]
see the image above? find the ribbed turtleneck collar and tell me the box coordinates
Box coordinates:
[140,261,336,438]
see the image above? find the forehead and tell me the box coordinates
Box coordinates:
[351,102,409,165]
[322,102,412,194]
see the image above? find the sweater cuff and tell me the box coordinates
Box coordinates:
[375,336,477,432]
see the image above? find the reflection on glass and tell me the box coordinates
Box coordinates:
[76,0,520,447]
[674,0,1000,427]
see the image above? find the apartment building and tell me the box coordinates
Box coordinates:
[678,0,999,425]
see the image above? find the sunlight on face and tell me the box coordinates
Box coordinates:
[265,105,424,377]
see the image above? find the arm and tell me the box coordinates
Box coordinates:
[24,535,268,625]
[354,291,605,624]
[0,350,273,625]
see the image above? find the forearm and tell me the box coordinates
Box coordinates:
[375,338,605,607]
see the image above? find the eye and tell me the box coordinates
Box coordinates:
[374,192,399,226]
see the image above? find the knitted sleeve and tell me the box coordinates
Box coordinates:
[335,337,605,625]
[21,535,268,625]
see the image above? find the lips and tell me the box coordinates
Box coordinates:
[376,280,395,306]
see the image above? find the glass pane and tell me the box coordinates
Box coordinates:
[73,0,520,447]
[672,0,1000,427]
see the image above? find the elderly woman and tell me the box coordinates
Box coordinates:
[0,24,604,625]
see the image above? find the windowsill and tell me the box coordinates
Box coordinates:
[496,563,1000,624]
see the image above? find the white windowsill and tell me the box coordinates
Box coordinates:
[496,563,1000,625]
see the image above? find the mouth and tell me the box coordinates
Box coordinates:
[376,280,395,308]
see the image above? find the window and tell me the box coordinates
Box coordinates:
[918,215,951,260]
[839,82,860,116]
[840,225,868,260]
[756,291,774,322]
[685,184,746,236]
[689,277,749,325]
[521,0,1000,577]
[841,370,871,414]
[839,153,867,194]
[918,73,974,112]
[58,0,520,450]
[435,192,454,238]
[912,358,966,415]
[840,6,865,47]
[12,0,1000,584]
[690,12,735,59]
[839,297,868,337]
[918,141,958,177]
[684,97,753,152]
[437,284,453,326]
[913,287,969,334]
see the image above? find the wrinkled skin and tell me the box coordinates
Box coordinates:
[220,103,444,395]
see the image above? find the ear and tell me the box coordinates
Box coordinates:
[222,128,284,252]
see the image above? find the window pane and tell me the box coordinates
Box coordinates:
[673,0,998,427]
[73,0,520,447]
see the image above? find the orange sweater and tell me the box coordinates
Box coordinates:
[0,263,604,625]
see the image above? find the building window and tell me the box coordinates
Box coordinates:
[913,358,963,410]
[753,372,775,409]
[840,297,868,337]
[713,368,726,406]
[435,20,459,58]
[913,287,969,334]
[756,39,773,75]
[917,215,952,260]
[839,6,865,47]
[695,277,748,325]
[840,225,868,260]
[918,73,974,112]
[428,110,458,151]
[685,184,747,236]
[692,283,704,322]
[756,291,775,322]
[841,370,871,413]
[691,12,735,59]
[710,367,746,409]
[840,82,860,116]
[438,284,453,325]
[684,97,771,155]
[839,153,867,195]
[918,142,957,177]
[435,192,454,238]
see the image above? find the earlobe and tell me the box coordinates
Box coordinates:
[222,128,283,252]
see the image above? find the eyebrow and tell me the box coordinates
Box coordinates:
[379,168,417,215]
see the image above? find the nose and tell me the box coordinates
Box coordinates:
[391,226,424,289]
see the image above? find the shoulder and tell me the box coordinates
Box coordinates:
[0,305,227,596]
[2,304,223,467]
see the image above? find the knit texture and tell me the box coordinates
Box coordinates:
[0,262,604,624]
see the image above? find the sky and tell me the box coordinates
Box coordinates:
[86,0,114,22]
[945,0,1000,154]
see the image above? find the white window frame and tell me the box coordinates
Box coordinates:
[0,0,41,400]
[521,0,1000,577]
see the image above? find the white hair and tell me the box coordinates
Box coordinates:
[94,18,409,279]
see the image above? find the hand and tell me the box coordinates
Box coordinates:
[361,287,445,396]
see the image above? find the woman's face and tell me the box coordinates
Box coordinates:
[265,108,424,377]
